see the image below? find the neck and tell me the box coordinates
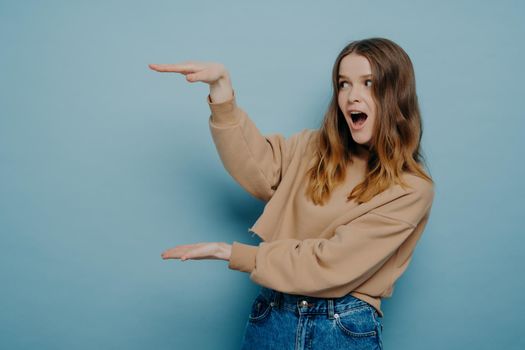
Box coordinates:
[354,143,371,158]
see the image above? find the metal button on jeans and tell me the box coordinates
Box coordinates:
[300,300,308,307]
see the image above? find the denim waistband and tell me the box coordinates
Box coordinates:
[259,286,375,319]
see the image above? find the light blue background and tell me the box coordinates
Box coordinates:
[1,0,523,349]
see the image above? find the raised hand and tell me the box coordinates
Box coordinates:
[148,61,234,103]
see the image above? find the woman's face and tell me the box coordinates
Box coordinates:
[337,53,377,147]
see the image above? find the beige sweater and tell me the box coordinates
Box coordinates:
[207,92,434,318]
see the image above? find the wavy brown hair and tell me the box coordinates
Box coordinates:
[305,37,433,205]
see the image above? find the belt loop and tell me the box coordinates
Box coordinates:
[272,290,281,309]
[327,299,335,319]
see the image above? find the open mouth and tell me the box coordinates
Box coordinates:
[350,112,368,127]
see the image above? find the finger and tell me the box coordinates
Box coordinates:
[162,243,206,259]
[161,242,212,260]
[161,245,190,259]
[148,63,201,73]
[181,243,215,260]
[180,246,202,260]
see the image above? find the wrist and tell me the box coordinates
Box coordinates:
[209,75,233,104]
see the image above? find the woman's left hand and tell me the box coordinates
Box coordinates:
[161,242,232,262]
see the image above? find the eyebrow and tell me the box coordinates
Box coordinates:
[338,74,373,80]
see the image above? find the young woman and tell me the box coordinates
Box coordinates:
[151,37,434,350]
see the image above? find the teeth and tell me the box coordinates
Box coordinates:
[350,111,363,114]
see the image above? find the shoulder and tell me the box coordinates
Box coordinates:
[280,128,318,157]
[275,128,317,144]
[368,172,435,227]
[401,172,435,203]
[299,128,319,154]
[295,128,318,142]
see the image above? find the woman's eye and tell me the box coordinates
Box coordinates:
[338,81,349,88]
[365,79,372,87]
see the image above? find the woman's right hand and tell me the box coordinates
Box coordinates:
[148,61,234,104]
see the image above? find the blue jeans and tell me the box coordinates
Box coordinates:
[240,286,384,350]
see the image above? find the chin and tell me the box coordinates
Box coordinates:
[351,136,372,146]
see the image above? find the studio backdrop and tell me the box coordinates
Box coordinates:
[1,0,523,349]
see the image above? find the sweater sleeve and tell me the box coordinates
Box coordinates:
[208,91,308,202]
[227,182,435,297]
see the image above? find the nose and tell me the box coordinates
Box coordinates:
[347,85,362,103]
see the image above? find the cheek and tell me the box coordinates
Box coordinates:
[366,99,377,122]
[368,114,376,131]
[365,92,375,106]
[337,93,345,110]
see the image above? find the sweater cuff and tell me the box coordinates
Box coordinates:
[228,241,258,273]
[207,90,240,125]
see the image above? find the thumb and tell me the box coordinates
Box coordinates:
[186,72,203,83]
